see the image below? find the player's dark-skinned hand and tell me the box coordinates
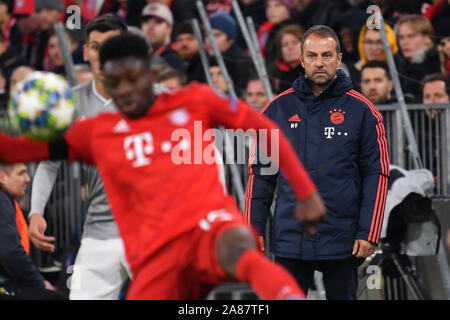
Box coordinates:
[295,193,327,235]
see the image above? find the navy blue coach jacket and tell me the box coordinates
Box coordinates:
[244,69,390,260]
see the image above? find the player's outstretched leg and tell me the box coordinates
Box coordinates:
[216,225,305,300]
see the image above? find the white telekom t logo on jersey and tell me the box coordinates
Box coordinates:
[124,132,154,167]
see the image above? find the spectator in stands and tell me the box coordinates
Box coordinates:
[127,25,170,69]
[145,0,195,32]
[0,0,24,91]
[417,73,450,186]
[46,30,84,75]
[205,11,254,96]
[74,64,93,84]
[257,0,296,67]
[360,60,394,105]
[267,24,304,93]
[33,0,65,71]
[422,73,450,119]
[209,61,229,94]
[395,14,441,101]
[174,21,207,83]
[155,67,187,91]
[434,18,450,77]
[348,23,398,91]
[0,162,60,299]
[13,0,39,67]
[140,2,185,72]
[244,74,269,110]
[9,65,34,94]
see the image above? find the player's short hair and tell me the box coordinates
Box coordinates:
[99,33,151,69]
[361,60,391,80]
[86,14,127,40]
[301,25,341,55]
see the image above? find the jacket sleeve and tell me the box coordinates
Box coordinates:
[356,103,390,244]
[244,137,278,237]
[243,104,278,237]
[0,193,45,288]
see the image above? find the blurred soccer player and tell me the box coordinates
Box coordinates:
[0,33,326,299]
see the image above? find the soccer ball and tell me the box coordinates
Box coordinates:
[8,71,76,141]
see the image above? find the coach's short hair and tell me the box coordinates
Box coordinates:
[99,33,151,69]
[301,25,341,55]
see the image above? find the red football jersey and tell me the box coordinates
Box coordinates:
[64,83,316,272]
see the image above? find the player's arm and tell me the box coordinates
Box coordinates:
[28,161,61,252]
[203,86,326,233]
[0,117,95,165]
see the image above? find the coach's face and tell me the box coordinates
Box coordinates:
[102,57,155,118]
[301,33,342,89]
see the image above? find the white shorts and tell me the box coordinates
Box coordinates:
[69,237,132,300]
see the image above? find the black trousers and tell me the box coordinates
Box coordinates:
[275,256,360,300]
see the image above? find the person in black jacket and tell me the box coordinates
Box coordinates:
[0,162,63,299]
[205,11,254,97]
[267,24,304,94]
[245,25,389,300]
[140,2,185,72]
[0,0,25,92]
[394,14,441,102]
[173,21,208,84]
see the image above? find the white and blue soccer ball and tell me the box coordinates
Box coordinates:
[8,71,76,141]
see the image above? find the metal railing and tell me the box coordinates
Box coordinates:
[377,102,450,196]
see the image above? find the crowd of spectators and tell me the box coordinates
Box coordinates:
[0,0,448,111]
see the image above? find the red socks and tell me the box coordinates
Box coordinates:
[236,250,305,300]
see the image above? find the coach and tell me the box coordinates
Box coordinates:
[245,25,390,299]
